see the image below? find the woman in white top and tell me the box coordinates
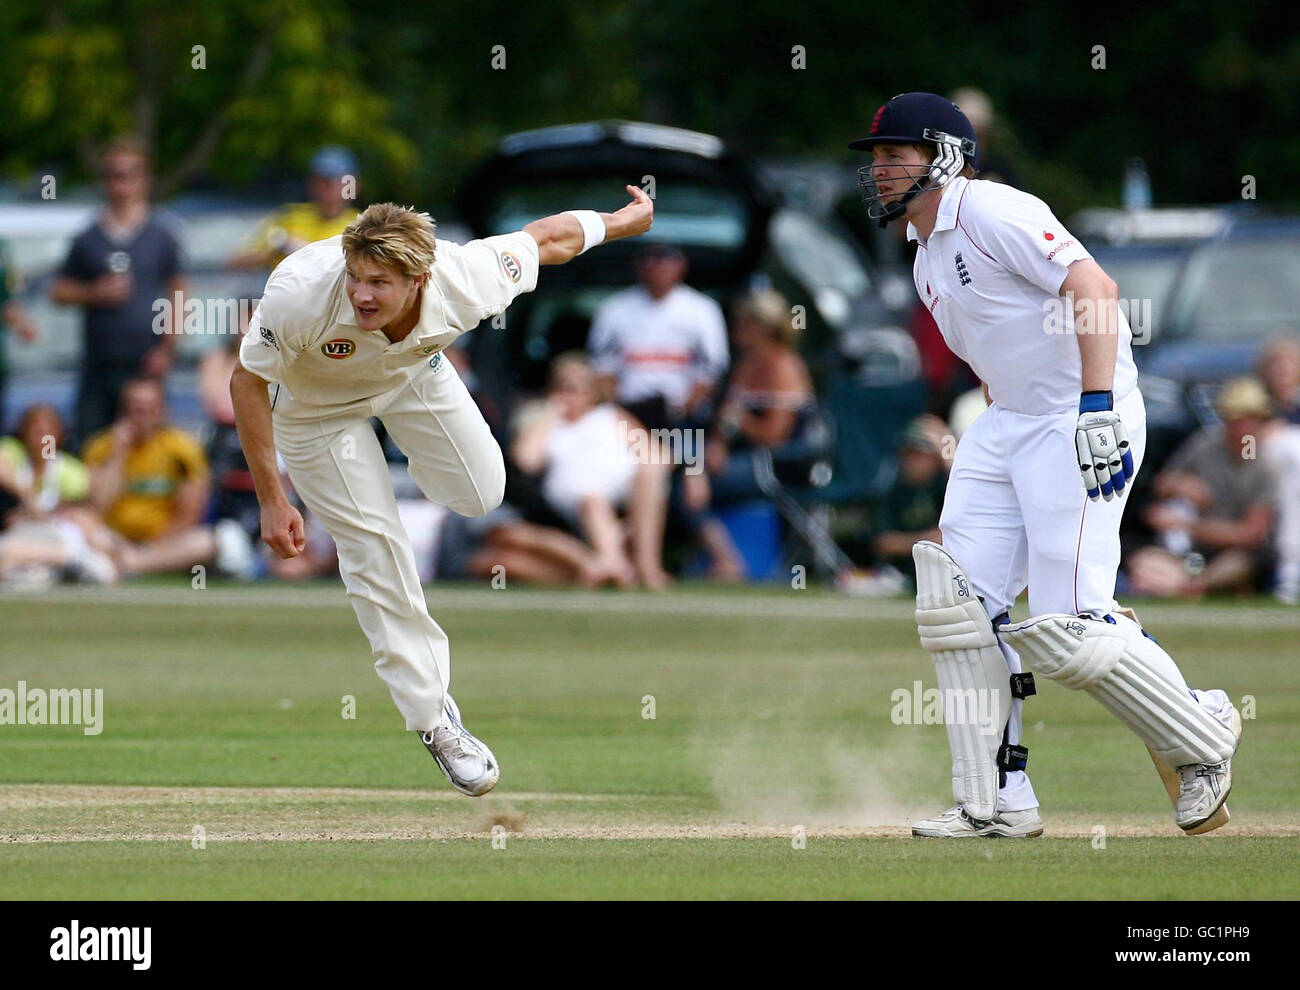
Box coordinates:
[512,352,670,589]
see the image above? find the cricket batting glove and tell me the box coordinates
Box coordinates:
[1076,390,1135,502]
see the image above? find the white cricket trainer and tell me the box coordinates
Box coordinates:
[911,805,1043,838]
[1175,689,1241,832]
[418,694,499,797]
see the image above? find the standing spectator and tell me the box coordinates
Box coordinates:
[81,378,253,578]
[1127,378,1276,597]
[1258,333,1300,424]
[0,243,40,431]
[50,137,186,445]
[229,146,360,272]
[588,243,728,432]
[1260,418,1300,604]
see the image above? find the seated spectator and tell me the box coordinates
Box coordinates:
[1127,378,1275,597]
[1259,333,1300,424]
[695,289,818,508]
[198,323,262,540]
[511,353,669,590]
[436,504,619,588]
[0,404,117,587]
[81,378,254,579]
[872,415,951,585]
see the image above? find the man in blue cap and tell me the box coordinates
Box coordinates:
[231,146,361,271]
[850,92,1241,838]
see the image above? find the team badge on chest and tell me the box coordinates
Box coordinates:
[954,252,971,286]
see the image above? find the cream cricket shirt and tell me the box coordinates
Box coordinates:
[239,232,539,416]
[908,177,1138,415]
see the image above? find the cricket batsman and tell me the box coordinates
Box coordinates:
[850,93,1241,837]
[231,189,654,796]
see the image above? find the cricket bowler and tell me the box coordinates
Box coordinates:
[231,188,654,796]
[850,93,1241,836]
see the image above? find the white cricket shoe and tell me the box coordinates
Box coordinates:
[1174,689,1241,832]
[417,695,499,797]
[911,805,1043,838]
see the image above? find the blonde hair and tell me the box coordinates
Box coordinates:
[549,351,594,389]
[342,203,437,279]
[736,289,797,347]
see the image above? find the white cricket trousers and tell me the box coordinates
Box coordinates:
[939,388,1147,811]
[272,357,505,731]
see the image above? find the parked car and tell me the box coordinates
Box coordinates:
[454,121,914,408]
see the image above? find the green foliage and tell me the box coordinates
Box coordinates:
[0,0,1296,209]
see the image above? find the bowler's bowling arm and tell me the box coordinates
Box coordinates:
[230,364,289,511]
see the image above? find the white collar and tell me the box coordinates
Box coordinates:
[906,176,969,246]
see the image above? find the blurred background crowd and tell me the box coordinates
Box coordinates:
[2,2,1297,601]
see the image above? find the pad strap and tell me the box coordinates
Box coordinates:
[1010,672,1037,699]
[997,743,1029,772]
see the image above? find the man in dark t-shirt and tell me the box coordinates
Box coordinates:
[51,137,186,446]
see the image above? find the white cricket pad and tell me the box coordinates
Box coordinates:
[912,541,1013,821]
[1001,612,1237,767]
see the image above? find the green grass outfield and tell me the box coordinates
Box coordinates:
[1,581,1297,899]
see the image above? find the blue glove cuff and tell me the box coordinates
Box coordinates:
[1079,390,1114,413]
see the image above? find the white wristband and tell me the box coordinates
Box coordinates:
[563,210,606,254]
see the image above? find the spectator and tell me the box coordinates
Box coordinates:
[0,404,117,587]
[50,137,186,445]
[698,289,818,504]
[1127,378,1276,597]
[229,146,360,272]
[511,353,670,589]
[948,86,1023,188]
[872,415,951,585]
[1258,333,1300,425]
[1260,419,1300,604]
[198,320,262,540]
[436,505,617,588]
[588,243,728,432]
[1,243,39,431]
[81,378,253,579]
[674,289,817,580]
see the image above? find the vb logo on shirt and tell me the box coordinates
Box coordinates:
[500,252,522,283]
[321,339,356,359]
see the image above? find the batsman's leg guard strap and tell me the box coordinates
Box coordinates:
[997,743,1029,772]
[1010,672,1037,698]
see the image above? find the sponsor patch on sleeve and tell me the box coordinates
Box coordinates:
[500,251,522,283]
[260,325,279,350]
